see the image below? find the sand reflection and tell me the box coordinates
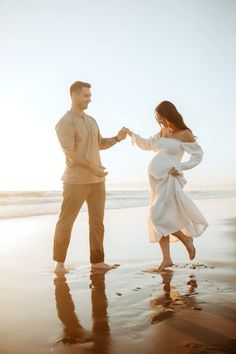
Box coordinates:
[150,270,198,324]
[54,269,110,354]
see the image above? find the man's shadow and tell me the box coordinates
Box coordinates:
[150,270,198,324]
[54,269,110,353]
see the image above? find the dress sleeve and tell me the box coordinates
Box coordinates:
[180,141,203,170]
[131,132,160,151]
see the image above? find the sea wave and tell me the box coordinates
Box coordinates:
[0,190,236,219]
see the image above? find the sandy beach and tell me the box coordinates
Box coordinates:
[0,196,236,354]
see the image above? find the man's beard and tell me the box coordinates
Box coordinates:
[78,103,88,110]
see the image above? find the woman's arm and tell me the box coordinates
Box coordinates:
[169,130,202,176]
[179,130,203,170]
[180,142,203,170]
[125,128,160,151]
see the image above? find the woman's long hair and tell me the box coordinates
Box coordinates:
[155,101,192,132]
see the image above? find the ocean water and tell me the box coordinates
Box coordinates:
[0,190,236,219]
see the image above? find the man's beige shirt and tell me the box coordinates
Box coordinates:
[55,110,105,184]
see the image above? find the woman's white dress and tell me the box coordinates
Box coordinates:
[132,133,208,243]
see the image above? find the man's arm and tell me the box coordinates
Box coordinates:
[99,136,120,150]
[56,118,107,177]
[99,127,127,150]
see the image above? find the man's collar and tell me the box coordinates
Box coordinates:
[69,110,86,119]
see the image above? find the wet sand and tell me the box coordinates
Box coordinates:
[0,197,236,354]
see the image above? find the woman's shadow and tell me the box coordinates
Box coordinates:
[54,268,110,353]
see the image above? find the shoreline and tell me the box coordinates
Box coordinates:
[0,197,236,353]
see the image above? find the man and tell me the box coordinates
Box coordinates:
[53,81,127,275]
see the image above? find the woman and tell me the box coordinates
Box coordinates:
[125,101,208,272]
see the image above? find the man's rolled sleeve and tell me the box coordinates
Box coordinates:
[55,119,75,163]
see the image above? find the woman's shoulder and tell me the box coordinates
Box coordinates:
[160,127,170,137]
[180,129,196,142]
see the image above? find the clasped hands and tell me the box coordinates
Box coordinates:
[116,126,130,141]
[116,126,134,141]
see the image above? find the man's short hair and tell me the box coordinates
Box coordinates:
[70,81,91,96]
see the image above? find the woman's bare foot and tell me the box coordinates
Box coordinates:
[182,236,196,260]
[91,262,119,270]
[153,259,173,273]
[173,232,196,261]
[54,262,68,275]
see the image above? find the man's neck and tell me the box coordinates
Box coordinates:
[70,105,85,118]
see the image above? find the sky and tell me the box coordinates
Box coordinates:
[0,0,236,191]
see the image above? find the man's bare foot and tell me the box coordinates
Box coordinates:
[54,262,68,275]
[153,259,173,273]
[91,262,119,270]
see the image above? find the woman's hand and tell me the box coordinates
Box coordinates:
[169,167,181,177]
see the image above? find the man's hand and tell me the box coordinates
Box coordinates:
[116,127,128,141]
[90,164,108,177]
[123,127,132,136]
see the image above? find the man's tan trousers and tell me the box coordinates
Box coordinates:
[53,182,105,264]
